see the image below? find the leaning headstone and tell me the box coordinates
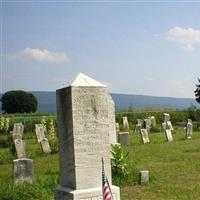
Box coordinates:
[14,139,26,158]
[162,113,170,130]
[186,122,193,139]
[55,73,120,200]
[12,123,24,140]
[164,113,170,123]
[165,129,173,142]
[40,138,51,153]
[35,124,46,143]
[140,170,149,185]
[122,116,129,129]
[13,158,33,184]
[166,121,173,131]
[140,129,150,144]
[118,132,129,145]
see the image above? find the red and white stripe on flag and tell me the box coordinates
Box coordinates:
[102,157,113,200]
[103,178,112,200]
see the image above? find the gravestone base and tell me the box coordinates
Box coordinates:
[55,185,120,200]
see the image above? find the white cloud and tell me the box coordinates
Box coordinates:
[165,27,200,51]
[17,48,69,63]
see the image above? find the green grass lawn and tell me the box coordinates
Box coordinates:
[1,127,200,199]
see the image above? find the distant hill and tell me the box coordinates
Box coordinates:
[0,91,199,113]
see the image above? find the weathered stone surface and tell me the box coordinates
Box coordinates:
[35,124,46,143]
[166,121,173,131]
[107,94,117,144]
[186,123,193,139]
[164,113,170,123]
[140,170,149,185]
[55,185,120,200]
[187,119,192,124]
[40,138,51,153]
[122,116,129,129]
[150,116,156,127]
[165,129,173,142]
[13,158,33,184]
[118,132,129,145]
[14,139,26,158]
[140,129,150,144]
[55,73,120,199]
[12,123,24,140]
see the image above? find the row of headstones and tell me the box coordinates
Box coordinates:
[12,123,52,184]
[117,116,156,132]
[118,118,193,145]
[11,123,33,184]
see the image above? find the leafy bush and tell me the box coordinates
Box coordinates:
[47,120,58,154]
[1,90,38,113]
[111,143,129,184]
[0,117,10,134]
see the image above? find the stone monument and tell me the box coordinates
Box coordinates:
[13,158,33,184]
[118,132,129,145]
[14,139,26,158]
[55,73,120,200]
[12,123,24,140]
[35,124,46,143]
[122,116,129,129]
[186,120,193,139]
[140,170,149,185]
[40,138,51,153]
[165,129,173,142]
[140,129,150,144]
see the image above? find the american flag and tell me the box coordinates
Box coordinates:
[102,158,113,200]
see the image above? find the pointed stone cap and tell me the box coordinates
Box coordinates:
[70,73,106,87]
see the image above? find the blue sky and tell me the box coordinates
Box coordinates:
[1,1,200,98]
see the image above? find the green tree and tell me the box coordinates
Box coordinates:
[194,78,200,104]
[1,90,38,113]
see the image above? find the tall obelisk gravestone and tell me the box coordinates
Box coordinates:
[55,73,120,200]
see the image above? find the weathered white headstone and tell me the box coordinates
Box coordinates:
[140,129,150,144]
[164,113,170,123]
[166,121,173,131]
[118,132,129,145]
[35,124,46,143]
[12,123,24,140]
[150,116,156,127]
[187,119,192,124]
[40,138,51,153]
[140,170,149,185]
[55,73,120,200]
[122,116,129,129]
[13,158,33,184]
[14,139,26,158]
[165,129,173,142]
[186,122,193,139]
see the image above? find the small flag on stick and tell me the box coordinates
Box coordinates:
[102,158,113,200]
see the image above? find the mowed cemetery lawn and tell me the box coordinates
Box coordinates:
[1,127,200,200]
